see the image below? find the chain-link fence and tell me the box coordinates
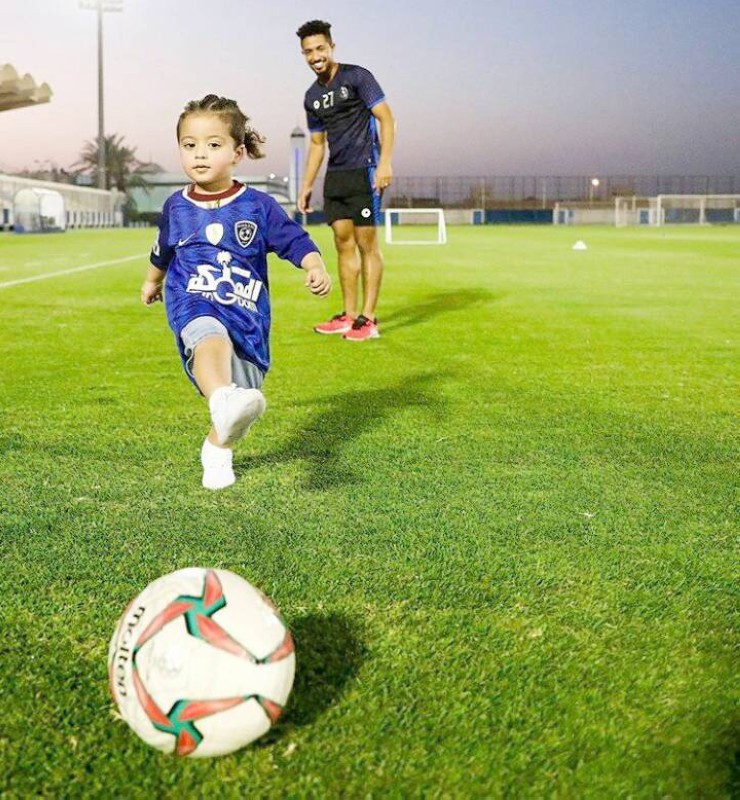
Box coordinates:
[382,175,740,209]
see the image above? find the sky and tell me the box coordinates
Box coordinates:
[1,0,739,178]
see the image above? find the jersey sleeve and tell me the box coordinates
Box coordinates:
[264,196,320,267]
[354,66,385,109]
[150,196,175,270]
[304,95,325,133]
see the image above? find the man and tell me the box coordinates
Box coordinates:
[296,19,395,341]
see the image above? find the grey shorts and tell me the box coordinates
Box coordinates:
[180,316,265,390]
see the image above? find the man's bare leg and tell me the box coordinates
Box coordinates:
[355,225,384,320]
[332,219,361,318]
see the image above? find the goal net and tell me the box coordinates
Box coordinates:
[654,195,740,226]
[384,208,447,244]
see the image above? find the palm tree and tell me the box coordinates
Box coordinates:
[73,133,160,192]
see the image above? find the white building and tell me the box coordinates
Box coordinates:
[0,174,124,231]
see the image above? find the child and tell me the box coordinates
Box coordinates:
[141,94,331,490]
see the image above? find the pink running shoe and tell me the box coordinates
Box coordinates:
[342,315,380,341]
[314,313,354,335]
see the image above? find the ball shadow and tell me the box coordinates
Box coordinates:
[257,611,366,746]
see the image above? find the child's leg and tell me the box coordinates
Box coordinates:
[192,335,233,400]
[194,340,266,445]
[180,317,265,490]
[182,317,264,447]
[181,317,266,489]
[190,329,236,449]
[192,336,243,448]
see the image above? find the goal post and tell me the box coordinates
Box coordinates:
[384,208,447,245]
[614,196,656,227]
[654,195,740,226]
[614,194,740,227]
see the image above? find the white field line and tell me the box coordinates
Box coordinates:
[0,254,142,290]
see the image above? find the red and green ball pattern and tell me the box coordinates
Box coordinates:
[129,570,293,756]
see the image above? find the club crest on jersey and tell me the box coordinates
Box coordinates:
[235,220,258,248]
[205,223,224,245]
[340,86,349,100]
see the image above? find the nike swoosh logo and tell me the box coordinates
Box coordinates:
[177,234,195,247]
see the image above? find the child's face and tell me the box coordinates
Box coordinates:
[178,113,244,193]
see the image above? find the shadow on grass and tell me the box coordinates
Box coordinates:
[727,742,739,798]
[381,288,502,332]
[257,611,366,745]
[238,372,444,490]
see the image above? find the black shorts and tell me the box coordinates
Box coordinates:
[324,167,382,227]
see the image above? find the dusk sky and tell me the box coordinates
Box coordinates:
[2,0,739,178]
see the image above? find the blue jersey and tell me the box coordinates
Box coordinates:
[304,63,385,171]
[150,181,319,377]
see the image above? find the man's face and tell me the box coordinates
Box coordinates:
[301,34,335,78]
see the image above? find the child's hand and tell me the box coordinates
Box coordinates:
[305,266,332,297]
[141,279,163,305]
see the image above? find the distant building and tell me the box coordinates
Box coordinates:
[0,174,123,230]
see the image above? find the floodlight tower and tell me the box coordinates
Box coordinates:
[589,177,600,206]
[80,0,123,190]
[289,127,305,205]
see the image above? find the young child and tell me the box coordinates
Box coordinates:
[141,94,331,490]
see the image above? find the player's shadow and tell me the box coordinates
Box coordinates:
[257,611,366,745]
[380,288,500,332]
[239,372,443,490]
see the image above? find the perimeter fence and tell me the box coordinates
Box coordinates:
[384,175,740,209]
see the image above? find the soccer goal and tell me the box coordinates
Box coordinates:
[614,196,657,227]
[384,208,447,245]
[651,195,740,226]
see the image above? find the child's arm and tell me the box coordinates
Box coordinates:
[142,197,174,305]
[301,252,332,297]
[141,264,165,305]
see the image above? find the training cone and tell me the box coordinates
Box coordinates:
[572,240,588,251]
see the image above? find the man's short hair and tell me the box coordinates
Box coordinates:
[296,20,332,42]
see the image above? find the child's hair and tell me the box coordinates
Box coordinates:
[177,95,266,159]
[296,19,332,42]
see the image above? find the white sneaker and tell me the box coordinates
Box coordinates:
[201,438,235,490]
[209,384,266,447]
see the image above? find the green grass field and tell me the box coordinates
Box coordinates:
[0,224,737,797]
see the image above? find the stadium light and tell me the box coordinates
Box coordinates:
[589,177,600,205]
[80,0,124,190]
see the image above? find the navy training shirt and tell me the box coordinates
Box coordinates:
[304,63,386,171]
[151,181,319,377]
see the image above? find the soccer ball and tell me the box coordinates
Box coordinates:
[108,568,295,757]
